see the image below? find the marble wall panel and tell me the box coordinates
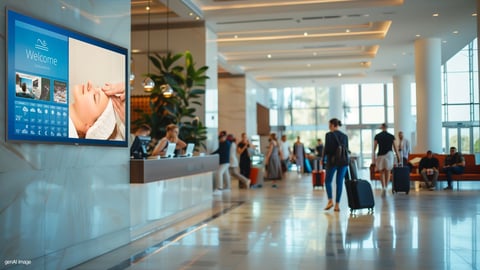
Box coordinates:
[0,1,131,269]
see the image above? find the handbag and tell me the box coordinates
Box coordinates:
[331,132,349,167]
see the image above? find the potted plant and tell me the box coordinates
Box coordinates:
[133,50,209,151]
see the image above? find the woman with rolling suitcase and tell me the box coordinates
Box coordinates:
[322,118,349,212]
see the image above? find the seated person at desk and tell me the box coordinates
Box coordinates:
[130,124,151,159]
[151,124,187,157]
[419,150,439,191]
[442,146,465,190]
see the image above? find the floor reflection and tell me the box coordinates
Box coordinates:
[72,173,480,270]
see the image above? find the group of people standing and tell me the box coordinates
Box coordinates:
[212,131,298,192]
[209,118,352,212]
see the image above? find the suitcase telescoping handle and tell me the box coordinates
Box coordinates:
[398,150,403,167]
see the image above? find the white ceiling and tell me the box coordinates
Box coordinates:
[132,0,477,88]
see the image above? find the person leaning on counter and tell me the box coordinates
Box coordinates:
[151,124,187,156]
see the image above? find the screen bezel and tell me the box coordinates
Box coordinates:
[6,8,129,147]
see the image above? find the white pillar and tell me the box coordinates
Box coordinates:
[393,75,414,146]
[415,38,442,153]
[205,28,219,152]
[328,85,343,122]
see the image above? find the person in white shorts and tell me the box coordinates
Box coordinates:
[373,123,400,197]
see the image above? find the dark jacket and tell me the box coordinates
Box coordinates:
[444,152,465,167]
[419,156,439,171]
[324,130,349,168]
[212,140,231,164]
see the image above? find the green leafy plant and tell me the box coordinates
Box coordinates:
[133,50,209,150]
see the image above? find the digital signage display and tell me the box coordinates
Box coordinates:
[6,9,128,146]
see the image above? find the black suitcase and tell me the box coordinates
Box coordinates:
[344,179,375,213]
[392,166,410,194]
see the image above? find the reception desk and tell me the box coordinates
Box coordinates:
[129,155,219,239]
[130,155,219,184]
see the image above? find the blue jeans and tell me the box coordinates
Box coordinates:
[442,166,464,187]
[325,165,348,203]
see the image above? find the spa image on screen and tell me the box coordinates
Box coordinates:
[68,38,126,141]
[7,9,128,146]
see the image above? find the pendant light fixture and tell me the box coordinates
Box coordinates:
[142,1,155,91]
[162,0,174,98]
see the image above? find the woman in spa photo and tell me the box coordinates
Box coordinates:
[68,81,125,140]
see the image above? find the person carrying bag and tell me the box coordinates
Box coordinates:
[322,118,349,212]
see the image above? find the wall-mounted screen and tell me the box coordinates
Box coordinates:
[6,9,128,146]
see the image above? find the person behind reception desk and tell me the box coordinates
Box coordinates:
[151,124,187,157]
[130,124,152,159]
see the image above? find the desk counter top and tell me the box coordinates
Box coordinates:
[130,155,219,184]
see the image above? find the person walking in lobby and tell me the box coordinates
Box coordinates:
[227,134,251,189]
[443,146,465,190]
[264,133,283,188]
[373,123,400,197]
[237,133,251,180]
[279,134,292,173]
[419,150,439,191]
[212,131,231,195]
[322,118,349,212]
[397,131,411,168]
[293,136,305,174]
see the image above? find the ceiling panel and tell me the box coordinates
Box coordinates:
[132,0,477,87]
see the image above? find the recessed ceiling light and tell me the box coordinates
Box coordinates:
[416,34,421,37]
[307,63,311,67]
[442,40,447,43]
[346,29,351,33]
[313,52,317,56]
[267,54,272,59]
[146,6,150,11]
[189,12,194,16]
[472,13,477,17]
[337,73,342,77]
[234,35,238,39]
[195,16,200,20]
[61,5,66,10]
[432,13,439,17]
[453,30,459,34]
[304,32,308,36]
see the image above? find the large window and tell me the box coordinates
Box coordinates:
[442,38,480,153]
[269,87,330,149]
[268,38,479,167]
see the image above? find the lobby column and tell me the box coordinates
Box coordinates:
[414,38,442,153]
[328,85,343,122]
[393,75,413,146]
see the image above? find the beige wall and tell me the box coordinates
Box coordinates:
[218,76,247,139]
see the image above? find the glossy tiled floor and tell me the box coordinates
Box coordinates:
[74,171,480,270]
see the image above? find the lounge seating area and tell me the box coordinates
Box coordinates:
[370,153,480,188]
